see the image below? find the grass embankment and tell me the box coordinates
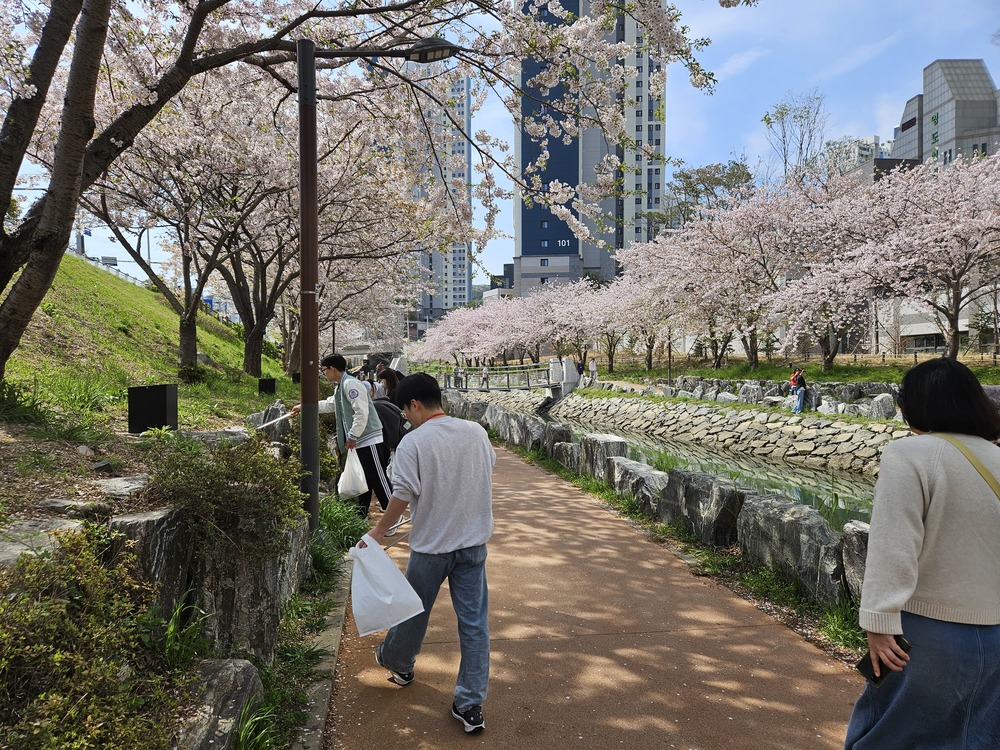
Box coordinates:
[4,253,297,430]
[1,255,362,748]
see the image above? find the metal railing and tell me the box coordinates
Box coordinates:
[432,363,553,391]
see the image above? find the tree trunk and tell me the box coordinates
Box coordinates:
[946,326,961,359]
[821,329,838,373]
[0,242,66,381]
[243,324,266,378]
[645,334,655,371]
[711,332,733,370]
[0,0,113,379]
[0,0,85,291]
[179,314,198,369]
[743,332,760,370]
[285,328,301,376]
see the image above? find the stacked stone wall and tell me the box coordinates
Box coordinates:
[449,389,907,479]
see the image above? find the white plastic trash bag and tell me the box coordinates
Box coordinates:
[348,534,424,636]
[338,448,368,498]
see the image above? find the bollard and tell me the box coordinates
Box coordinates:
[128,384,178,434]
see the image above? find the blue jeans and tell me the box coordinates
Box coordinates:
[380,544,490,709]
[793,388,806,413]
[845,612,1000,749]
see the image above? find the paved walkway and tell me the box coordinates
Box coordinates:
[323,447,862,750]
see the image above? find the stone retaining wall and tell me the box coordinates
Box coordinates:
[446,391,872,610]
[455,388,907,479]
[584,375,901,420]
[1,477,312,750]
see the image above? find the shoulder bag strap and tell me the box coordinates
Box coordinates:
[930,432,1000,502]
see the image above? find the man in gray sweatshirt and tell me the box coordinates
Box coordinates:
[365,373,496,734]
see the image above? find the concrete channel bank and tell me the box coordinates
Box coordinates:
[444,389,888,610]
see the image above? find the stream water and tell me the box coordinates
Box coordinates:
[557,417,876,527]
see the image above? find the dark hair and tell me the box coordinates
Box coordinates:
[393,373,442,410]
[378,368,400,395]
[321,353,347,371]
[899,358,1000,440]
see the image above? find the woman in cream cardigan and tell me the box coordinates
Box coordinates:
[845,358,1000,749]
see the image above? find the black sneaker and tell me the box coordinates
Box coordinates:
[451,703,484,733]
[375,642,413,686]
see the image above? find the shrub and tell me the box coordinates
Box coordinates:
[141,431,306,558]
[0,525,185,749]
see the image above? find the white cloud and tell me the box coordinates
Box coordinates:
[812,32,903,83]
[713,47,770,81]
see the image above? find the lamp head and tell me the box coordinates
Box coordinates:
[406,37,459,63]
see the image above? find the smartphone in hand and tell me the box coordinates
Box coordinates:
[856,635,912,687]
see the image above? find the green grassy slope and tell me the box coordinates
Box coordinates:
[5,254,297,429]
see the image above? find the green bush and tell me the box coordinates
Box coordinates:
[0,525,186,749]
[141,431,306,558]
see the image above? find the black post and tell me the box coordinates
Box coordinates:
[298,39,320,532]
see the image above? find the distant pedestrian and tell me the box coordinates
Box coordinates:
[589,358,597,381]
[789,368,801,394]
[481,365,489,389]
[364,373,496,734]
[576,360,584,378]
[791,369,807,414]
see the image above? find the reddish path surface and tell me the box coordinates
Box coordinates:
[324,447,862,750]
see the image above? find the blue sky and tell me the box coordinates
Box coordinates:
[663,0,1000,170]
[474,0,1000,279]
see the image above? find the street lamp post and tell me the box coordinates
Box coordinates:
[297,36,459,531]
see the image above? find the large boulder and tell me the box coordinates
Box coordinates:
[841,521,870,601]
[0,518,83,568]
[837,383,863,402]
[867,393,897,420]
[738,384,764,404]
[247,400,291,443]
[543,422,573,457]
[193,517,311,663]
[511,412,546,452]
[606,457,669,517]
[110,509,194,629]
[578,434,628,482]
[737,494,844,608]
[484,403,515,442]
[658,471,746,546]
[552,442,580,473]
[174,659,262,750]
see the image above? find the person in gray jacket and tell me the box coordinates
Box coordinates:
[291,353,391,518]
[363,373,495,734]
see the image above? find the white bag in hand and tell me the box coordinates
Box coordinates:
[338,448,368,498]
[348,534,424,636]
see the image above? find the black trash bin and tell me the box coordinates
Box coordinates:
[259,378,276,394]
[291,372,301,384]
[128,384,178,434]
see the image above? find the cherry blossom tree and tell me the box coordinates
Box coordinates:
[856,152,1000,359]
[0,0,757,380]
[766,168,874,371]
